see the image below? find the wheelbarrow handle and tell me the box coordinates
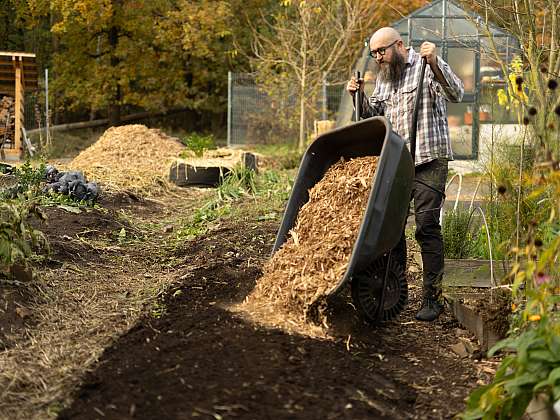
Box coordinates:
[410,57,427,165]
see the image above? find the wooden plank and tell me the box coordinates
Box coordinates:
[446,296,504,352]
[13,60,23,160]
[0,72,37,79]
[1,148,21,162]
[0,51,36,59]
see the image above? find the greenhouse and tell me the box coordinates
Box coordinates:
[341,0,520,160]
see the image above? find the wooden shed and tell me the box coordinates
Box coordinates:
[0,51,38,160]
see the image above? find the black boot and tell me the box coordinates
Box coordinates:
[415,296,443,321]
[416,272,443,322]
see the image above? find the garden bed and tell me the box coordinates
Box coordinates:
[445,288,511,352]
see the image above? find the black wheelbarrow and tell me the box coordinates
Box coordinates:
[271,116,413,322]
[271,62,427,323]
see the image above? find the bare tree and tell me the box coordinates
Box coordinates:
[249,0,391,151]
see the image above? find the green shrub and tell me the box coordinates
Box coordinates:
[442,207,475,259]
[0,200,49,277]
[181,133,216,157]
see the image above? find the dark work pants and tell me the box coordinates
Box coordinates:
[393,158,448,298]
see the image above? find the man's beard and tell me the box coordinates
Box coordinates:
[373,48,406,84]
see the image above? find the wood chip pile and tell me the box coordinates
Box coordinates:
[244,156,379,328]
[71,124,184,194]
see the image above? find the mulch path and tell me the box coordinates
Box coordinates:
[58,215,491,420]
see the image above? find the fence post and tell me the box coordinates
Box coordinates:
[227,71,232,148]
[45,68,49,146]
[322,72,327,120]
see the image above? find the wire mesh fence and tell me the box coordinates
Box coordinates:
[227,72,347,147]
[24,93,46,131]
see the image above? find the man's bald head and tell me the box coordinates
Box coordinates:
[369,27,401,48]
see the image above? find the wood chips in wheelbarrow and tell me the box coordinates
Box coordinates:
[240,156,379,334]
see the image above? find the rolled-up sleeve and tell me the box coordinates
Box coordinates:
[429,57,464,103]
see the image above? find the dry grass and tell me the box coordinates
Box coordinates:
[0,265,175,419]
[238,156,379,336]
[70,124,184,195]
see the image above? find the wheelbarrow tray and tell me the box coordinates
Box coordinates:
[271,116,414,297]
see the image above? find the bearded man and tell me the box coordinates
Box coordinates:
[346,27,464,322]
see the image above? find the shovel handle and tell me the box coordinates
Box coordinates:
[410,58,427,164]
[354,71,361,122]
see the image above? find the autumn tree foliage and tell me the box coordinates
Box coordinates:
[47,0,236,125]
[2,0,245,126]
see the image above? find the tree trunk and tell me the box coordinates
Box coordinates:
[298,89,306,152]
[298,6,308,152]
[107,21,121,127]
[108,102,121,127]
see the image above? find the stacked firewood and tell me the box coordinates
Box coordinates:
[0,96,15,147]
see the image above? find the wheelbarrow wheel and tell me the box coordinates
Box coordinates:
[351,256,408,323]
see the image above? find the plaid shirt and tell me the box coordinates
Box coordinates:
[361,47,464,165]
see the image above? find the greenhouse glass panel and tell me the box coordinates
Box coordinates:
[447,18,478,39]
[411,18,443,40]
[447,102,474,157]
[446,2,469,17]
[394,19,408,33]
[480,48,505,83]
[447,48,476,93]
[416,1,443,16]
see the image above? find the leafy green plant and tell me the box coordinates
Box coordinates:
[0,200,49,277]
[181,132,216,157]
[176,201,231,240]
[217,165,257,201]
[0,161,46,199]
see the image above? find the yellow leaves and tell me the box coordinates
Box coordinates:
[497,89,509,107]
[529,314,541,322]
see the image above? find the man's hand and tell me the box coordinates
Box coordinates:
[346,76,364,97]
[420,41,437,66]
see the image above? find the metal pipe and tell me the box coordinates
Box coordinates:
[440,172,463,225]
[227,71,232,147]
[45,68,49,146]
[468,206,496,290]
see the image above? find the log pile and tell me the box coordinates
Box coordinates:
[0,96,15,148]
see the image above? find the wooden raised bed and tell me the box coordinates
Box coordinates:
[443,258,510,352]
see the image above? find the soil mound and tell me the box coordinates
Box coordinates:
[242,156,378,332]
[70,124,184,194]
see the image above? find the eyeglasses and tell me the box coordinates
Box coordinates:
[369,40,399,58]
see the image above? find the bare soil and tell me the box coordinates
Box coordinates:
[56,210,492,419]
[1,188,498,419]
